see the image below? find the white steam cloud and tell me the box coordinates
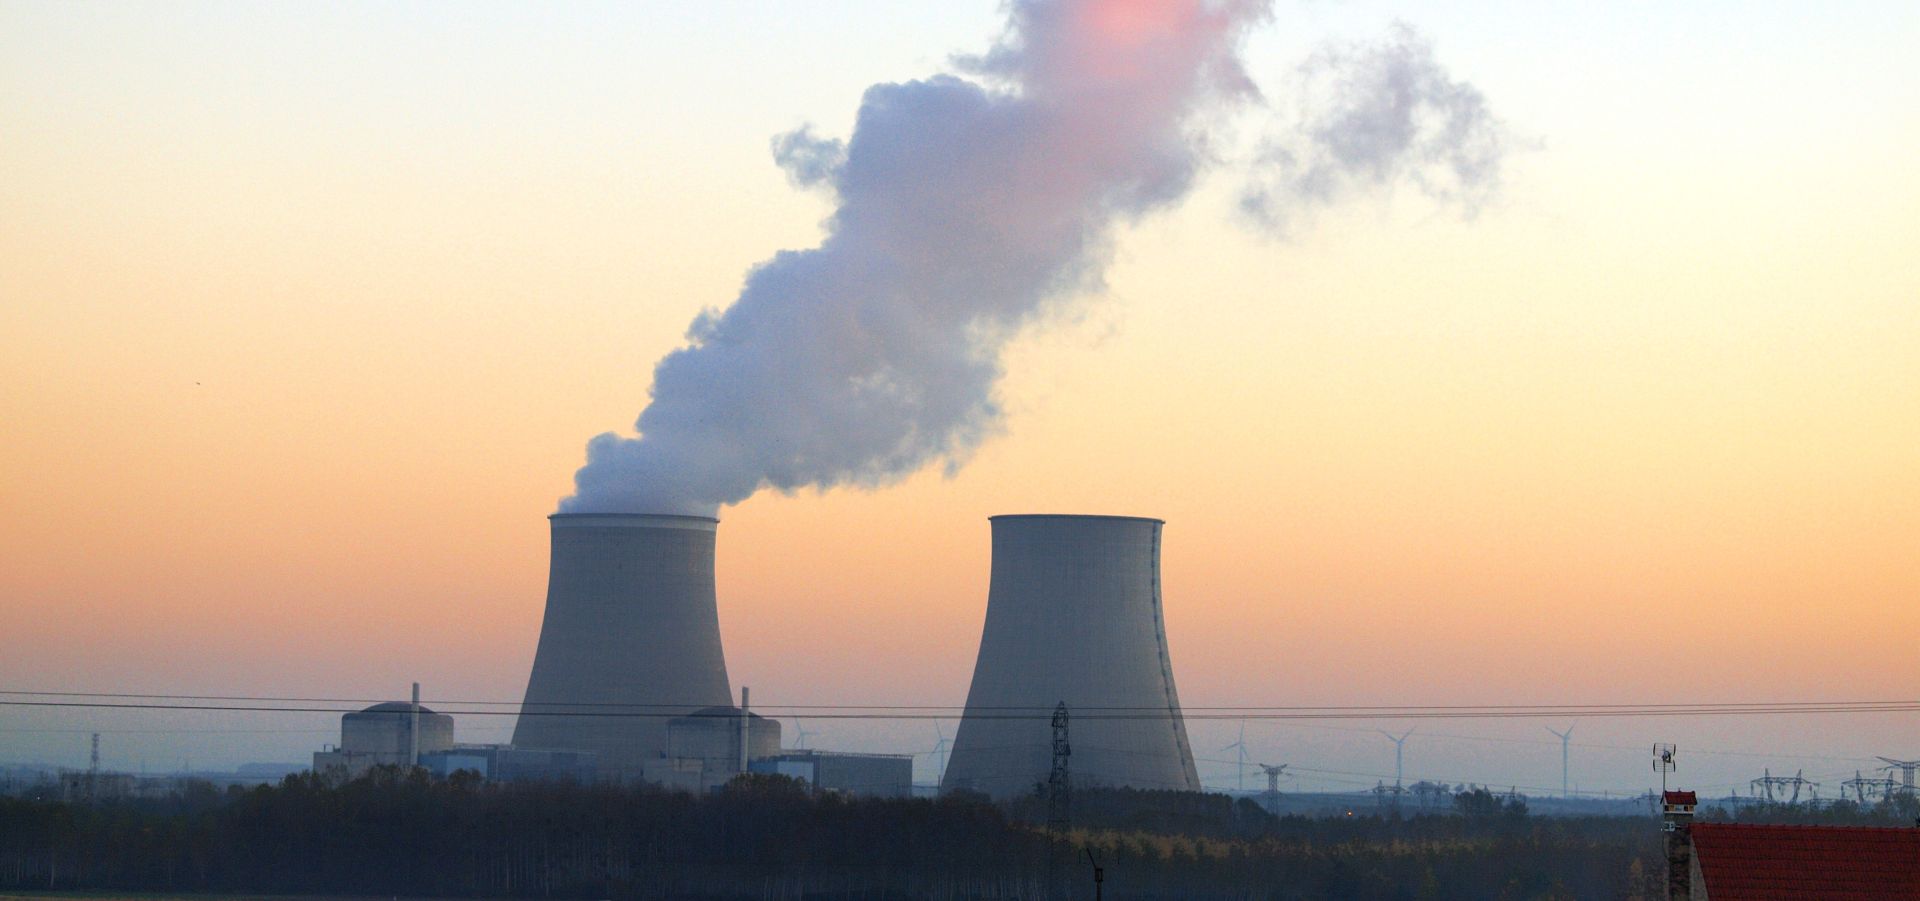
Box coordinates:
[1239,22,1510,234]
[561,3,1507,516]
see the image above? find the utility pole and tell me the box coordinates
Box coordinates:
[1085,847,1104,901]
[1547,725,1574,799]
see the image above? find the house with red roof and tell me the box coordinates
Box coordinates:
[1662,788,1920,899]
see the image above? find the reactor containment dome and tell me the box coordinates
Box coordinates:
[941,514,1201,798]
[513,513,733,778]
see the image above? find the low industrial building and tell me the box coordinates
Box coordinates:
[421,745,597,783]
[752,751,914,798]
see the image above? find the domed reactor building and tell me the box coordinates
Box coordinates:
[941,514,1201,798]
[513,513,734,779]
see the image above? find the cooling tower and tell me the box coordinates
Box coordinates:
[513,513,732,778]
[941,514,1200,798]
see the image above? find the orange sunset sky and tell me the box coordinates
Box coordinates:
[3,2,1916,795]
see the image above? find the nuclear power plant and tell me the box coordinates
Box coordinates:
[513,513,734,779]
[941,514,1201,798]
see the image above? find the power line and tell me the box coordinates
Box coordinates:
[1242,717,1888,764]
[4,689,1916,714]
[7,697,1920,721]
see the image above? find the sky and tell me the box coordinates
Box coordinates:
[3,1,1918,799]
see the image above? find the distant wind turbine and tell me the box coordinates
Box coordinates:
[930,721,951,785]
[1381,729,1414,789]
[1547,725,1575,799]
[1222,720,1251,792]
[790,717,820,751]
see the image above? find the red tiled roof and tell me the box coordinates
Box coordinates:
[1665,790,1698,805]
[1691,822,1920,900]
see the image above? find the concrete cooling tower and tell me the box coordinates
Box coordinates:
[941,514,1201,798]
[513,513,733,778]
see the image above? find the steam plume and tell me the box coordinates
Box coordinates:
[1239,23,1510,234]
[563,0,1267,515]
[561,3,1507,516]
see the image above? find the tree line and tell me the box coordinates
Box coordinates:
[1,766,1679,899]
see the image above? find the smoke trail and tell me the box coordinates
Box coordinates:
[1239,23,1510,235]
[563,0,1270,515]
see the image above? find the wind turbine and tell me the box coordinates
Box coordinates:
[1222,720,1251,792]
[1381,729,1414,789]
[790,717,820,751]
[1547,725,1575,799]
[930,721,952,784]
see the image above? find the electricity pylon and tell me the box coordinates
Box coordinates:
[1046,702,1071,901]
[1259,762,1288,793]
[1257,763,1288,813]
[1047,703,1071,835]
[1752,768,1817,804]
[1842,770,1899,803]
[1877,757,1919,797]
[87,733,100,804]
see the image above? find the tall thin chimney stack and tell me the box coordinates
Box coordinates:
[1662,790,1698,900]
[738,686,751,776]
[409,682,421,768]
